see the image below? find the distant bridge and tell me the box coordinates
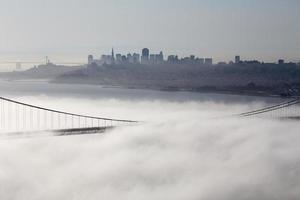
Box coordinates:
[0,61,85,65]
[0,60,86,69]
[0,96,138,137]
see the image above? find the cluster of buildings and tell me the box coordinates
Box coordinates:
[88,48,164,66]
[88,48,214,66]
[88,48,297,67]
[232,56,291,66]
[167,55,213,65]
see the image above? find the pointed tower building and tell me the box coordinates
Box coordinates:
[111,48,115,64]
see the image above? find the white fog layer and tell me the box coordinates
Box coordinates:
[0,0,298,198]
[0,82,299,200]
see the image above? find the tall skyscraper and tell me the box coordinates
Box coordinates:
[88,55,94,64]
[141,48,150,64]
[111,48,115,64]
[235,55,241,64]
[156,51,164,64]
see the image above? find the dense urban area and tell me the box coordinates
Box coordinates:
[1,48,300,97]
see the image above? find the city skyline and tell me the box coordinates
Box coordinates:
[0,0,299,63]
[87,47,298,65]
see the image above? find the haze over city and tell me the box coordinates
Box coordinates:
[0,0,299,62]
[1,1,300,200]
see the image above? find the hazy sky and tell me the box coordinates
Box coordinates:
[0,0,299,62]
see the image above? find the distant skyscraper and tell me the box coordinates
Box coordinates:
[116,54,122,64]
[133,53,140,64]
[235,55,241,64]
[149,54,156,64]
[278,59,285,65]
[127,53,134,63]
[111,48,115,64]
[121,55,127,63]
[167,55,176,63]
[142,48,149,57]
[156,51,164,64]
[141,48,150,64]
[101,55,113,65]
[197,58,204,65]
[88,55,94,64]
[204,58,213,65]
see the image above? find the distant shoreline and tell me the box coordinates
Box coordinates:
[51,80,290,99]
[0,77,293,101]
[1,62,299,100]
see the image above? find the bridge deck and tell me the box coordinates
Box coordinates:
[53,126,114,136]
[279,116,300,120]
[2,126,115,138]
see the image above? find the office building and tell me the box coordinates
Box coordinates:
[133,53,140,64]
[235,56,241,64]
[156,51,164,64]
[111,48,115,64]
[88,55,94,64]
[205,58,213,65]
[197,58,204,65]
[167,55,177,63]
[149,54,156,64]
[278,59,285,65]
[141,48,150,64]
[116,54,122,64]
[127,53,134,63]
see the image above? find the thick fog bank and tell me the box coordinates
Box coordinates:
[0,97,300,200]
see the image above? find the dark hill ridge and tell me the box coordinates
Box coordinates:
[1,62,300,97]
[54,63,300,97]
[0,63,84,80]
